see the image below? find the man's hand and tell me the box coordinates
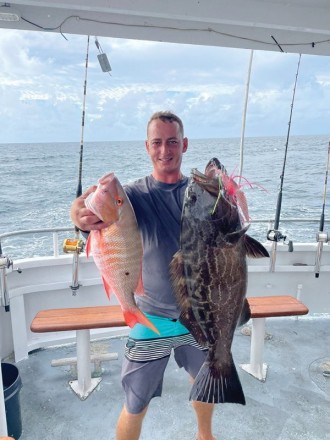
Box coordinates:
[70,186,110,231]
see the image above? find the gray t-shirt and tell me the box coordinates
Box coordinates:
[125,175,188,319]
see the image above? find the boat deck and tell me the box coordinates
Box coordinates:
[5,317,330,440]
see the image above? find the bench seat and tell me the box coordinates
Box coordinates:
[248,295,308,319]
[241,295,309,381]
[31,305,127,400]
[30,304,126,333]
[30,295,309,396]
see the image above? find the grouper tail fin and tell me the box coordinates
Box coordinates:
[190,355,246,405]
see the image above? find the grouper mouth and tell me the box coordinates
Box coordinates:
[191,168,221,198]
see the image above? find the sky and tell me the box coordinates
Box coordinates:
[1,28,330,143]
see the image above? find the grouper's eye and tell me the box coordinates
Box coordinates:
[190,193,197,204]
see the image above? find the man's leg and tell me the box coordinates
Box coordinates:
[192,400,216,440]
[174,343,216,440]
[120,339,170,440]
[116,405,148,440]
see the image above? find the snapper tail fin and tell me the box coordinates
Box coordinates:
[123,309,160,335]
[190,355,245,405]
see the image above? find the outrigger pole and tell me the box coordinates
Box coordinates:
[238,50,254,185]
[315,142,330,278]
[268,54,301,272]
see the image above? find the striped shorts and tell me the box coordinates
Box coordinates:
[121,313,208,414]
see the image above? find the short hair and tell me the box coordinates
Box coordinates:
[147,111,184,136]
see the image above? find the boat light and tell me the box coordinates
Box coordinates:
[0,5,20,22]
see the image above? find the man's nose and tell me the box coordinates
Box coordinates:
[160,143,170,153]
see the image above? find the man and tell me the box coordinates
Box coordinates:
[70,111,216,440]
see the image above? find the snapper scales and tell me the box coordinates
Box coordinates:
[170,158,269,404]
[85,172,159,335]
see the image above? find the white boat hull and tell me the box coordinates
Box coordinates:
[1,241,330,362]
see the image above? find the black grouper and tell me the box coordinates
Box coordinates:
[170,158,269,404]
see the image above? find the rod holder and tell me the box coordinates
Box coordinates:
[0,255,13,311]
[63,238,84,293]
[315,231,328,278]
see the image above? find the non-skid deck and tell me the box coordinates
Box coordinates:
[6,317,330,440]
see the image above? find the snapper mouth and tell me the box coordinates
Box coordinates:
[84,171,120,223]
[84,192,106,221]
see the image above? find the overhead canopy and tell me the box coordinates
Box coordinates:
[1,0,330,56]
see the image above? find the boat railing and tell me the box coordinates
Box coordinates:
[0,226,75,258]
[0,218,329,259]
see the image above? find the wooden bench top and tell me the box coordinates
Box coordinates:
[30,295,308,333]
[30,304,126,333]
[248,295,309,318]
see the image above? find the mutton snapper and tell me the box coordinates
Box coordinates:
[170,158,269,404]
[85,172,159,335]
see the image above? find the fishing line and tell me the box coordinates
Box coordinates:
[212,176,223,215]
[269,53,302,238]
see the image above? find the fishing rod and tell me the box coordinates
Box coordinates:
[315,142,330,278]
[76,35,90,199]
[268,54,301,272]
[63,36,112,292]
[63,36,91,292]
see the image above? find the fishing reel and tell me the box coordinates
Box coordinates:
[63,238,84,254]
[316,231,328,244]
[267,229,293,252]
[0,255,13,270]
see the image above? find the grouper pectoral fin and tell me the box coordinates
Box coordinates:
[244,234,270,258]
[237,298,251,327]
[226,225,250,244]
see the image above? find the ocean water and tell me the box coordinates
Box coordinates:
[0,134,329,259]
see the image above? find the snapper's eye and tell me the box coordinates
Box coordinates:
[116,197,123,206]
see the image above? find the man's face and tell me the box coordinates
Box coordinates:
[146,119,188,181]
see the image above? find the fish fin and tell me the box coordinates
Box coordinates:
[226,225,250,244]
[101,276,112,299]
[190,357,246,405]
[123,309,160,335]
[170,251,189,304]
[237,298,251,327]
[134,272,144,296]
[244,235,270,258]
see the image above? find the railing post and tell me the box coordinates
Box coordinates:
[53,232,59,257]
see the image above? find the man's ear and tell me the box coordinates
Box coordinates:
[183,137,188,153]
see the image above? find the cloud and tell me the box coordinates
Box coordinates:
[1,29,330,143]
